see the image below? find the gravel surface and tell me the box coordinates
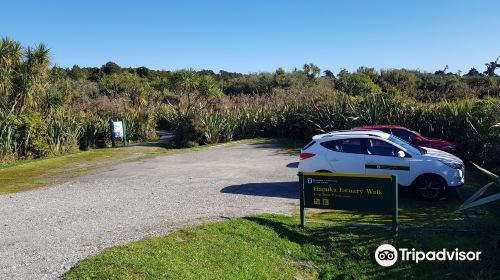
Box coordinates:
[0,142,299,280]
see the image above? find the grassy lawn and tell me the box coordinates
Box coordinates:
[63,211,499,280]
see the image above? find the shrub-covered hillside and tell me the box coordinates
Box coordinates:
[1,38,499,169]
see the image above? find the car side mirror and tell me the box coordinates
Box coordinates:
[397,150,406,158]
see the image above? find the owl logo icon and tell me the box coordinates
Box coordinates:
[375,244,398,267]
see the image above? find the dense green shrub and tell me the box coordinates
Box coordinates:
[14,113,50,158]
[46,110,80,154]
[335,70,382,96]
[174,113,205,147]
[79,114,108,150]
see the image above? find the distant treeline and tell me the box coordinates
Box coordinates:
[55,61,500,102]
[1,38,499,170]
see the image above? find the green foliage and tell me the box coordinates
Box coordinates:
[174,113,206,147]
[15,113,50,158]
[79,114,108,150]
[64,217,309,280]
[2,38,500,167]
[100,61,121,75]
[303,63,321,81]
[169,92,499,170]
[198,75,223,98]
[458,163,500,212]
[335,70,382,95]
[125,109,157,141]
[46,110,81,154]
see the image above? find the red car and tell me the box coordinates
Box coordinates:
[353,125,458,155]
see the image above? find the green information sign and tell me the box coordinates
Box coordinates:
[299,172,398,234]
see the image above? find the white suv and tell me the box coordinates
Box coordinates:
[298,130,464,200]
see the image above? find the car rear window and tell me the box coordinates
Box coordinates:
[302,140,316,151]
[321,139,363,154]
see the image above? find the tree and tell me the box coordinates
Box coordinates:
[136,66,150,78]
[303,63,320,80]
[465,68,481,76]
[168,69,200,113]
[198,75,223,98]
[100,61,121,75]
[335,70,382,96]
[0,38,22,108]
[273,67,288,87]
[69,65,87,80]
[484,56,500,76]
[198,69,215,76]
[0,39,50,113]
[323,69,335,79]
[434,65,449,75]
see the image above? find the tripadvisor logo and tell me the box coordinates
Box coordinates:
[375,244,398,267]
[374,244,482,267]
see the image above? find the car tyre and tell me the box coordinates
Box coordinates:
[413,174,445,201]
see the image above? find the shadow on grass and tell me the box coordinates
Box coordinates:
[244,214,497,279]
[244,215,404,279]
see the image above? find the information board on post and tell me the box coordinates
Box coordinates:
[299,172,398,234]
[113,121,124,138]
[109,119,128,147]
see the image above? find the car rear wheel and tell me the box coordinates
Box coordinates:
[413,175,445,201]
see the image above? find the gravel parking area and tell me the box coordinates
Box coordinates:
[0,142,299,280]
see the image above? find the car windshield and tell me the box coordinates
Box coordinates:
[388,135,422,155]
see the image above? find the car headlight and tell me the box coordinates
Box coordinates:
[439,159,462,169]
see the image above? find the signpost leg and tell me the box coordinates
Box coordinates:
[122,118,128,146]
[109,120,116,148]
[392,175,399,236]
[299,172,305,227]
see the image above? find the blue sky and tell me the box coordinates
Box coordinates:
[1,0,499,74]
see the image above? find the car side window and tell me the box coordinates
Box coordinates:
[321,139,363,154]
[366,139,400,157]
[390,129,414,142]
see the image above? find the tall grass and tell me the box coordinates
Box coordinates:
[46,110,81,154]
[165,91,499,169]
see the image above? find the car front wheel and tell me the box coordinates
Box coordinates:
[413,175,445,201]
